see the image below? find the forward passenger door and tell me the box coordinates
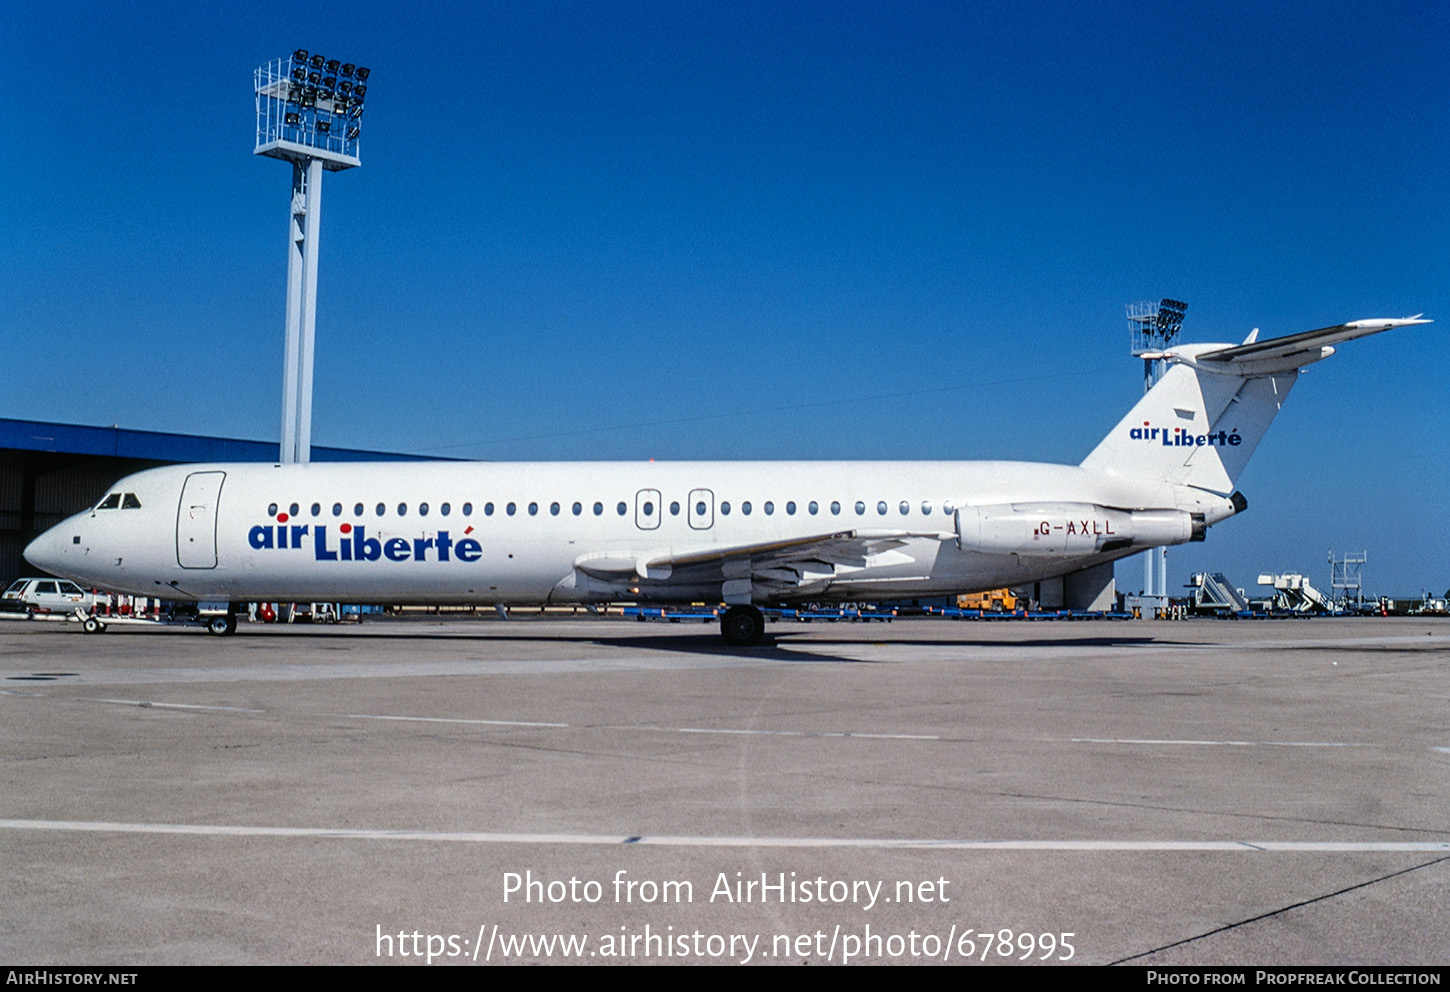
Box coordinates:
[177,471,226,568]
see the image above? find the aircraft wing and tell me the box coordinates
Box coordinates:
[1197,316,1430,367]
[643,529,947,601]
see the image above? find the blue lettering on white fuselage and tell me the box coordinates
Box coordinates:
[1128,425,1243,447]
[247,523,483,563]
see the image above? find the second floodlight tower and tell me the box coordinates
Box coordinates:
[254,49,370,464]
[1127,298,1188,604]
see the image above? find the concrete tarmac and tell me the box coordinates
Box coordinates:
[2,613,1447,966]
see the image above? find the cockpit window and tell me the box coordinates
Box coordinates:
[121,493,142,509]
[97,493,122,510]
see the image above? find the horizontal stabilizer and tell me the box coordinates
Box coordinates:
[1198,316,1430,369]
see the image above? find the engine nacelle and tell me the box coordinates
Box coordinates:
[955,503,1204,557]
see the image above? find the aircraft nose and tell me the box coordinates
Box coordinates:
[24,524,71,575]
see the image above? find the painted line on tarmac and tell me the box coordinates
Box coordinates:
[647,726,939,740]
[9,689,929,738]
[87,697,268,714]
[342,714,935,738]
[340,712,569,728]
[1071,737,1369,748]
[3,819,1448,852]
[4,689,1396,748]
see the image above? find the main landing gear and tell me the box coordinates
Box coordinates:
[719,605,765,647]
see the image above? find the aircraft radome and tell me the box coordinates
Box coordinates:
[24,315,1431,645]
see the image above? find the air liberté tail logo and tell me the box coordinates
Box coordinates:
[248,511,482,563]
[1130,422,1243,448]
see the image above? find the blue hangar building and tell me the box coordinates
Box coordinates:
[0,418,433,585]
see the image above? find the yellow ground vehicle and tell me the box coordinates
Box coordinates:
[956,588,1018,611]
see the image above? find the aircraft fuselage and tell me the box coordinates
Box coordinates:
[26,459,1228,607]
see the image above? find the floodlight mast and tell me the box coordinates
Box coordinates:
[1127,299,1188,604]
[254,51,369,464]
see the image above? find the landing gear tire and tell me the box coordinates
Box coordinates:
[82,617,106,634]
[208,614,237,636]
[720,605,765,647]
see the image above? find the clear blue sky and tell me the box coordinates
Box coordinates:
[2,1,1445,594]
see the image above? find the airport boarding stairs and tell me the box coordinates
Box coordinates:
[1256,573,1336,614]
[1188,572,1250,614]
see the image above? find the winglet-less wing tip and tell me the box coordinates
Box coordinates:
[1343,315,1431,330]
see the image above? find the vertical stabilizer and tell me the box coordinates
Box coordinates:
[1081,316,1429,495]
[1081,358,1296,494]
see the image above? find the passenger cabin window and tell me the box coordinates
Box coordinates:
[420,503,430,516]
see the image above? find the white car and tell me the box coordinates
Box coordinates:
[1,577,97,616]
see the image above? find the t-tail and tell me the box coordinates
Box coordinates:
[1081,316,1431,496]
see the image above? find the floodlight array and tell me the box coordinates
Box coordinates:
[1154,298,1188,336]
[255,50,371,166]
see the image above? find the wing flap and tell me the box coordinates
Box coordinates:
[643,529,947,602]
[647,530,858,569]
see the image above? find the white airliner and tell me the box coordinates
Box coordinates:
[24,315,1429,644]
